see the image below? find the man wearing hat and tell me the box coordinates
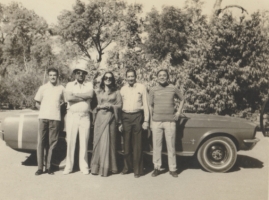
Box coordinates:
[63,63,94,175]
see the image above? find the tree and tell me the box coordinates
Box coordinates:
[144,6,188,65]
[56,0,127,63]
[210,0,248,22]
[0,2,70,108]
[182,6,269,116]
[0,2,49,77]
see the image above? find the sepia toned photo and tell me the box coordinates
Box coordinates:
[0,0,268,200]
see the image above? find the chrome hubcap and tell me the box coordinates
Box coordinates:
[207,143,228,164]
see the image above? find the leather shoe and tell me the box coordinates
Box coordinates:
[48,169,54,175]
[134,174,140,178]
[169,171,178,178]
[151,169,161,177]
[44,169,54,175]
[35,170,43,176]
[120,170,130,175]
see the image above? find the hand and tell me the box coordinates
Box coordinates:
[104,105,111,110]
[118,124,123,132]
[142,122,149,130]
[97,105,109,110]
[96,105,103,110]
[102,104,111,110]
[173,112,181,121]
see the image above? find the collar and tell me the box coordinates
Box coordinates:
[47,81,58,87]
[158,82,169,87]
[74,80,86,86]
[127,82,137,88]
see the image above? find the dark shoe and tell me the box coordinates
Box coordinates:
[134,174,140,178]
[48,169,54,175]
[44,169,54,175]
[35,170,43,176]
[151,169,161,177]
[121,170,129,175]
[169,171,178,178]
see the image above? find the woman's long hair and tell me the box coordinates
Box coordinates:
[100,72,117,92]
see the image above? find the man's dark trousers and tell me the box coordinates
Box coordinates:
[122,111,143,175]
[37,119,60,170]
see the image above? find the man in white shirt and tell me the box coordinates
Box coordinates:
[34,68,65,175]
[63,64,94,175]
[119,69,149,178]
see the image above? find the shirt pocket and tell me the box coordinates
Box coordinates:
[137,91,142,100]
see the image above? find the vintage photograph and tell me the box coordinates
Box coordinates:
[0,0,268,200]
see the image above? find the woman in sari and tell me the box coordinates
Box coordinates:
[91,72,122,177]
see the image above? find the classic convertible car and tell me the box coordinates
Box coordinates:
[1,108,261,173]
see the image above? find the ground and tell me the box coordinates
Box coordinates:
[0,110,268,200]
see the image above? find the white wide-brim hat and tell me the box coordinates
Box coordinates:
[72,60,89,74]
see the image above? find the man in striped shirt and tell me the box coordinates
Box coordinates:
[149,69,185,178]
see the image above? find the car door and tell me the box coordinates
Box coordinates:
[260,98,269,137]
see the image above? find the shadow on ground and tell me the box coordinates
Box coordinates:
[229,154,264,172]
[20,152,264,175]
[143,154,264,174]
[21,152,37,166]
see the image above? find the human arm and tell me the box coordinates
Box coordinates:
[142,85,149,130]
[118,89,124,132]
[60,86,66,106]
[112,90,122,124]
[65,91,85,102]
[35,101,41,110]
[64,82,94,102]
[174,87,185,120]
[148,88,154,130]
[73,88,94,100]
[64,83,82,102]
[34,86,42,110]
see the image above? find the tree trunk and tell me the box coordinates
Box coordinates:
[210,0,222,22]
[210,0,248,22]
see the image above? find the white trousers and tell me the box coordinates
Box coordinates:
[152,121,177,171]
[64,112,90,173]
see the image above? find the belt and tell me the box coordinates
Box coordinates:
[67,110,89,117]
[122,110,143,114]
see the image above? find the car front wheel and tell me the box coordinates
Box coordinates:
[197,136,237,173]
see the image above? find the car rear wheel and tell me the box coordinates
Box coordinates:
[197,136,237,173]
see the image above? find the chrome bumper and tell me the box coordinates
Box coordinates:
[243,138,260,150]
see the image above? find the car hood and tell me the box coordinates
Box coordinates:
[183,113,257,129]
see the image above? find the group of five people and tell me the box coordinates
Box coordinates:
[34,63,184,178]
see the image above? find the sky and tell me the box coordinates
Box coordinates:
[1,0,269,24]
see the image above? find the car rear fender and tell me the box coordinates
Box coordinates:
[195,131,240,155]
